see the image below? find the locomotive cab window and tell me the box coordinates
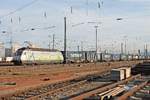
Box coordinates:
[24,52,26,55]
[17,51,23,55]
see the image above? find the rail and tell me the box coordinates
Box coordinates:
[117,81,148,100]
[69,74,141,100]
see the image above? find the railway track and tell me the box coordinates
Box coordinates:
[0,62,14,66]
[9,74,141,100]
[69,74,141,100]
[0,61,144,100]
[1,71,110,100]
[27,74,112,100]
[27,80,88,100]
[0,60,143,67]
[118,81,148,100]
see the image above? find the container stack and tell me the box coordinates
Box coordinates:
[119,67,131,78]
[111,69,125,81]
[111,67,131,81]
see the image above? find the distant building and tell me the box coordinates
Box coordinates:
[12,42,21,55]
[4,42,21,57]
[0,47,5,58]
[5,48,11,57]
[0,43,5,58]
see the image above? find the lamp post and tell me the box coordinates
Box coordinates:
[87,21,101,61]
[71,22,85,62]
[2,30,13,56]
[123,35,127,55]
[121,42,123,54]
[64,17,67,64]
[95,26,98,61]
[48,35,52,49]
[52,34,55,50]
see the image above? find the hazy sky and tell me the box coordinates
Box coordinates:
[0,0,150,53]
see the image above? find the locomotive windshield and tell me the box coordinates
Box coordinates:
[15,49,23,56]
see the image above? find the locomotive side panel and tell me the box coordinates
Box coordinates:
[13,47,64,65]
[20,50,64,64]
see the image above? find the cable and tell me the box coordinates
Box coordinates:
[21,26,56,32]
[0,0,39,19]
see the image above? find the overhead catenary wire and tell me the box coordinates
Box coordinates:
[0,25,56,34]
[86,0,89,16]
[0,0,39,19]
[21,26,56,32]
[72,22,85,27]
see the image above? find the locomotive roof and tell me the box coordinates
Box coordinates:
[17,47,59,52]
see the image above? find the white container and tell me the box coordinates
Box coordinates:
[125,67,131,78]
[0,57,2,62]
[119,67,131,78]
[111,69,125,81]
[6,57,13,62]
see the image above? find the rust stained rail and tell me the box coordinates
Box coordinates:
[117,81,148,100]
[26,80,87,100]
[0,61,142,99]
[70,74,141,100]
[0,71,109,99]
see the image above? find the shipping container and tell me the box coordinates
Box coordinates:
[119,67,131,78]
[65,51,96,63]
[133,55,139,60]
[120,54,128,61]
[6,57,13,62]
[0,47,5,58]
[102,53,112,62]
[128,55,133,61]
[112,54,121,61]
[111,69,125,81]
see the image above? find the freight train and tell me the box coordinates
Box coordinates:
[66,51,147,63]
[12,47,148,65]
